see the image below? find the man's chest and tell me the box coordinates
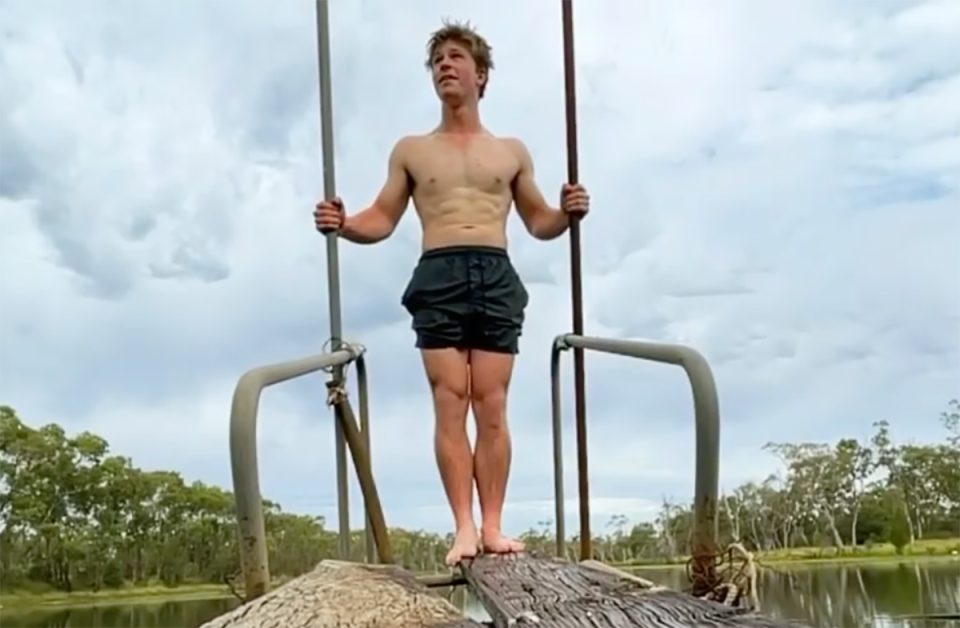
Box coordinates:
[408,139,520,193]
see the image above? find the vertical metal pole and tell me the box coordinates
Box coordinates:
[334,397,395,564]
[688,354,721,595]
[356,354,376,563]
[550,340,566,558]
[561,0,591,561]
[315,0,350,561]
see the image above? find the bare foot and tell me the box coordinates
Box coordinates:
[445,526,480,566]
[481,528,525,555]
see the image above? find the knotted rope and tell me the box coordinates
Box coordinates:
[686,542,759,610]
[326,379,348,407]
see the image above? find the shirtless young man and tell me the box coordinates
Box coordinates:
[313,21,590,565]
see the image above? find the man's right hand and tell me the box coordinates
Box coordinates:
[314,197,345,234]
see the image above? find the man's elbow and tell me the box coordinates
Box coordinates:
[529,208,569,241]
[342,205,396,244]
[530,225,560,241]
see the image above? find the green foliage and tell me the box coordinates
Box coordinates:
[1,400,958,594]
[886,515,912,553]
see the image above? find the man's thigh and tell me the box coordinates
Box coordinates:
[468,350,515,399]
[421,348,470,395]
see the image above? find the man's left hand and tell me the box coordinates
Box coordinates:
[560,183,590,218]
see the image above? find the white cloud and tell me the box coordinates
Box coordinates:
[1,0,957,541]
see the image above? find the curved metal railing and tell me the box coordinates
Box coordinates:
[550,334,721,594]
[229,344,391,601]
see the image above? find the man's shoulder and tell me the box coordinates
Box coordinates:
[392,134,423,151]
[397,133,429,144]
[489,134,525,147]
[389,134,432,162]
[497,136,532,165]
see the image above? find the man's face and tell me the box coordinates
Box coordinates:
[431,40,484,103]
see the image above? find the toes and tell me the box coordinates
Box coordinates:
[480,533,525,555]
[446,548,464,566]
[447,538,480,566]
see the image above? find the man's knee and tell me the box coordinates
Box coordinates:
[435,380,470,414]
[471,386,508,432]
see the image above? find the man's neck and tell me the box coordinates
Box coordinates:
[439,102,482,134]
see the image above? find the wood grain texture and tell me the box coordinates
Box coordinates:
[460,554,811,628]
[199,560,485,628]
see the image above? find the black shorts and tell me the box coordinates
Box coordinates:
[400,245,529,354]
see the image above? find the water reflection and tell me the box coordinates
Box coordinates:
[434,584,490,621]
[632,560,959,628]
[3,561,957,628]
[0,597,239,628]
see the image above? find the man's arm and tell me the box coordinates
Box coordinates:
[509,139,570,241]
[341,138,413,244]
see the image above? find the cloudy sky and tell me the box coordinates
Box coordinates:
[1,0,957,539]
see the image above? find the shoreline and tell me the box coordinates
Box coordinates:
[619,552,959,570]
[3,547,957,610]
[0,584,238,610]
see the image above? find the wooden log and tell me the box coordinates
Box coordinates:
[461,553,811,628]
[199,560,485,628]
[578,558,666,590]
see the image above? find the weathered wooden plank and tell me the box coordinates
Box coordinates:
[460,554,811,628]
[199,560,485,628]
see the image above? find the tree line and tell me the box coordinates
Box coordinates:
[1,402,957,593]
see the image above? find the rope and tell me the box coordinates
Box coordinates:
[322,338,349,406]
[326,379,348,407]
[686,543,759,611]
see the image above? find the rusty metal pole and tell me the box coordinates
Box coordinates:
[333,397,394,564]
[315,0,350,560]
[561,0,591,561]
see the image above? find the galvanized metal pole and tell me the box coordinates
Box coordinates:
[356,355,376,563]
[550,339,566,558]
[560,0,591,561]
[315,0,350,560]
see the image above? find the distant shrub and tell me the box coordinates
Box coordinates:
[886,516,911,554]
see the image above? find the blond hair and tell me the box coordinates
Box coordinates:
[424,19,494,98]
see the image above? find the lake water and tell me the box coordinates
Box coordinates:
[3,560,957,628]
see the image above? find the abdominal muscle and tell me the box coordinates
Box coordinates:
[415,187,512,251]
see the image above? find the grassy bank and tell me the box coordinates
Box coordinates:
[4,538,956,608]
[0,583,237,609]
[616,537,960,569]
